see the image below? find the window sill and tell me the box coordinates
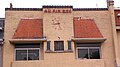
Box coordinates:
[77,58,100,60]
[45,50,73,53]
[14,60,40,62]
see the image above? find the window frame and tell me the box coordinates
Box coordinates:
[46,41,51,51]
[54,41,64,51]
[68,41,72,51]
[15,48,40,61]
[76,47,101,59]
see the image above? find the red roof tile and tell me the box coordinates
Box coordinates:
[12,19,43,39]
[114,10,120,26]
[74,18,103,38]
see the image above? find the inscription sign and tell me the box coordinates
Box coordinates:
[44,9,72,13]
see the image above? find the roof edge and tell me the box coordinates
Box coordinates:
[0,39,3,42]
[9,38,47,44]
[73,8,108,11]
[43,5,73,8]
[5,7,108,11]
[116,26,120,30]
[5,8,42,11]
[114,7,120,10]
[20,18,43,20]
[0,18,5,20]
[71,38,106,43]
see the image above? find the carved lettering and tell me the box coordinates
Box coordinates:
[58,10,61,13]
[44,10,47,13]
[48,9,51,13]
[44,9,72,13]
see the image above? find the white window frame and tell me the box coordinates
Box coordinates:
[76,47,101,59]
[15,48,40,61]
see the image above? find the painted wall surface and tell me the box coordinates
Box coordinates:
[3,9,116,67]
[73,11,115,67]
[12,59,105,67]
[43,8,74,51]
[3,11,43,67]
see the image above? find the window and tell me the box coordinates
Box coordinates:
[118,16,120,19]
[47,41,50,51]
[15,43,40,61]
[117,13,120,19]
[77,47,100,59]
[76,43,100,59]
[54,41,64,51]
[68,41,72,50]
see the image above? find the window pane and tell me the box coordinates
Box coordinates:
[0,31,3,39]
[28,49,39,60]
[16,50,27,60]
[0,20,4,27]
[54,41,64,51]
[59,42,64,50]
[47,41,50,50]
[89,49,100,59]
[68,41,72,50]
[54,42,59,51]
[78,49,88,59]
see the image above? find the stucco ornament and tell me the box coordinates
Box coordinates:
[51,17,62,30]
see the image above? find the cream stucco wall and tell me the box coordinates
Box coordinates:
[3,11,43,67]
[3,9,116,67]
[73,11,115,67]
[12,59,105,67]
[43,8,74,51]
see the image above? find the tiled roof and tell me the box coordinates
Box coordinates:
[12,19,43,39]
[5,8,108,11]
[74,18,103,38]
[114,10,120,26]
[73,8,108,11]
[5,8,42,11]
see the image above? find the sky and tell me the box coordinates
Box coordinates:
[0,0,120,18]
